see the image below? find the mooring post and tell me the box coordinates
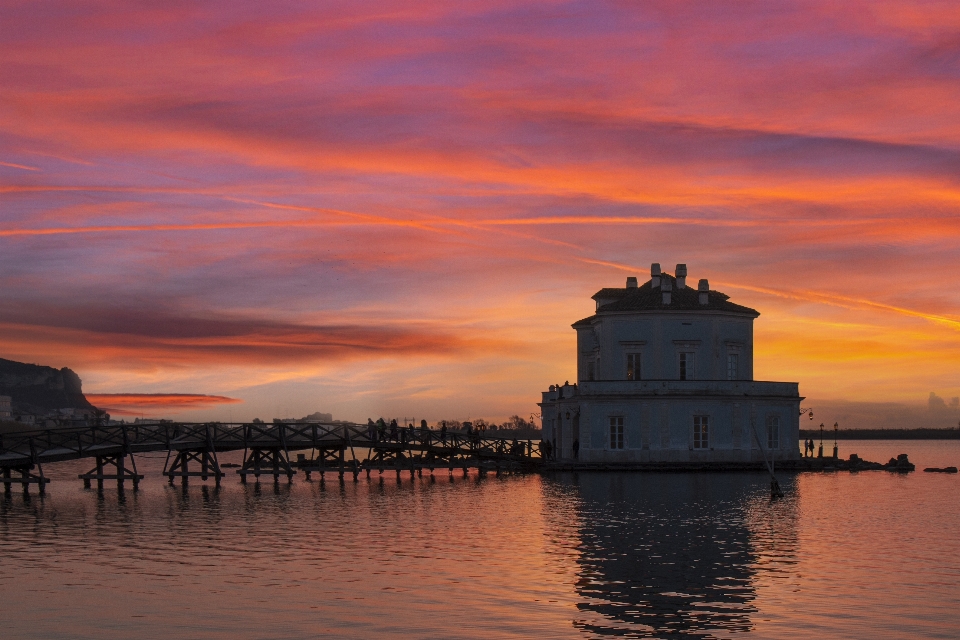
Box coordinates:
[120,426,129,490]
[201,441,210,482]
[29,439,44,495]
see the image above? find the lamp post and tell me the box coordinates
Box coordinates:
[818,423,824,458]
[833,422,839,459]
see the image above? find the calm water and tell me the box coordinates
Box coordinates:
[1,440,959,639]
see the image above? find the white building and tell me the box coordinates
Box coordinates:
[540,264,802,465]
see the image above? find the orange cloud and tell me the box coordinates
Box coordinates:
[86,393,241,416]
[3,0,960,419]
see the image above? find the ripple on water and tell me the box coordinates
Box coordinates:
[2,444,960,639]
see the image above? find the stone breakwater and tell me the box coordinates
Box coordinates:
[792,453,916,472]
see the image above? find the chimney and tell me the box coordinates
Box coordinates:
[698,279,709,305]
[651,263,661,288]
[626,276,638,288]
[675,264,687,289]
[661,275,672,304]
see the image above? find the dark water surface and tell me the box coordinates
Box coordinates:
[2,440,959,639]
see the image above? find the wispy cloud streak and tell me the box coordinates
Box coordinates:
[1,0,959,416]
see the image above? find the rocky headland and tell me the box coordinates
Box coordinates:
[0,357,94,416]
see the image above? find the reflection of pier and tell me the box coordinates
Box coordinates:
[0,422,541,493]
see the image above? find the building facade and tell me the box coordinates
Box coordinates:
[540,264,802,464]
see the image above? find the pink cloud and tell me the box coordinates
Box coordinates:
[1,0,959,412]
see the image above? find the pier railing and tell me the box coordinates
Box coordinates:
[0,422,543,492]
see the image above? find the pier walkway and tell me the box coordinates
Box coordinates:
[0,422,542,493]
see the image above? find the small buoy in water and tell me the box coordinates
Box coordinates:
[770,478,784,499]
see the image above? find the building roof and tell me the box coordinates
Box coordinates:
[572,272,759,327]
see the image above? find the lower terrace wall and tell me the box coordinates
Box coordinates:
[542,380,802,464]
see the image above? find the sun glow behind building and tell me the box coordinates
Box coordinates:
[1,1,959,424]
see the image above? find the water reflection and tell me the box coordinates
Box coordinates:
[547,473,799,638]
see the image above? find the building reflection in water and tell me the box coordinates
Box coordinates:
[545,472,799,638]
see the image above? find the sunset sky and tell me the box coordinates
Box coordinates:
[2,1,959,425]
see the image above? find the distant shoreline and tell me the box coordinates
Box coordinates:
[799,428,960,440]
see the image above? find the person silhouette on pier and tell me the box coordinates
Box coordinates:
[368,419,377,442]
[390,419,398,442]
[440,422,447,444]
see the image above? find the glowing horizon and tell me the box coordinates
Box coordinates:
[2,1,959,424]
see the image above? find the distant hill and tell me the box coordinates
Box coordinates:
[0,358,94,415]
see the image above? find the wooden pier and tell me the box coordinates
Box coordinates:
[0,421,542,493]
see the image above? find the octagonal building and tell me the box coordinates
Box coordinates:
[539,263,802,466]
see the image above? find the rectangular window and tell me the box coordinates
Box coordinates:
[609,416,624,449]
[693,415,709,449]
[587,360,595,381]
[626,353,640,380]
[679,352,694,380]
[727,353,739,380]
[766,416,780,449]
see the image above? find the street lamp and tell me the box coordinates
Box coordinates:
[818,423,824,458]
[833,422,839,459]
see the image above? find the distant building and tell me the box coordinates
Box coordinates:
[540,263,802,465]
[0,395,11,420]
